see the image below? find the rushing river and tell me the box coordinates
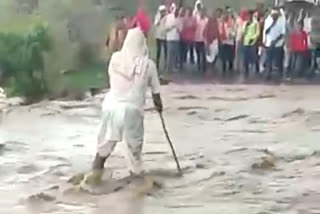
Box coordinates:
[1,84,320,214]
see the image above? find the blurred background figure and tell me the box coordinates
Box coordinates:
[242,10,260,79]
[193,0,204,19]
[219,7,236,77]
[105,15,128,63]
[177,7,186,69]
[235,8,248,73]
[180,7,196,67]
[154,5,168,70]
[165,3,182,75]
[204,8,220,75]
[263,8,286,81]
[288,21,308,79]
[194,8,208,73]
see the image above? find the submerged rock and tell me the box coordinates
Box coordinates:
[251,156,276,171]
[281,108,305,118]
[27,192,56,202]
[225,114,249,122]
[0,143,5,153]
[175,95,199,100]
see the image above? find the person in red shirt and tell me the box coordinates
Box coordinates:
[180,7,196,66]
[288,22,308,79]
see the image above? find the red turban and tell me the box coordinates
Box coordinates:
[132,8,151,33]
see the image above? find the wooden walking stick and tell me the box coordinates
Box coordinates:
[159,112,183,176]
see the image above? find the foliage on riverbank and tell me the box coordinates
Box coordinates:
[0,24,51,99]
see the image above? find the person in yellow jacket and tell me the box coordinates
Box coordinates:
[242,10,260,79]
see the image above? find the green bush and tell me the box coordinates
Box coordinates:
[0,24,51,99]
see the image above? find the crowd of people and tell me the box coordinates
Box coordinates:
[153,0,318,81]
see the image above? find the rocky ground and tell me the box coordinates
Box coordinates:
[1,83,320,214]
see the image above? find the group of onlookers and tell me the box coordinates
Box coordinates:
[153,1,318,81]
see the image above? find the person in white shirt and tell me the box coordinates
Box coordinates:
[154,5,168,70]
[263,8,286,80]
[81,28,163,186]
[165,4,182,74]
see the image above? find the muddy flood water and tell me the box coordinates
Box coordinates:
[1,83,320,214]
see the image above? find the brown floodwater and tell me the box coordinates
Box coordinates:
[1,83,320,214]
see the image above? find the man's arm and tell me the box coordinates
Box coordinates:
[154,14,163,26]
[148,61,163,113]
[152,94,163,113]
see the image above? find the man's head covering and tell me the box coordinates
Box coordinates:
[159,5,167,12]
[111,28,148,81]
[271,8,279,15]
[131,9,151,34]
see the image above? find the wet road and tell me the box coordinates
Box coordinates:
[1,84,320,214]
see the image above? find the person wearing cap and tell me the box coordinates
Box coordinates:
[263,8,286,80]
[154,5,168,70]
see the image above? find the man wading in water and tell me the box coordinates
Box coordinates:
[82,27,163,186]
